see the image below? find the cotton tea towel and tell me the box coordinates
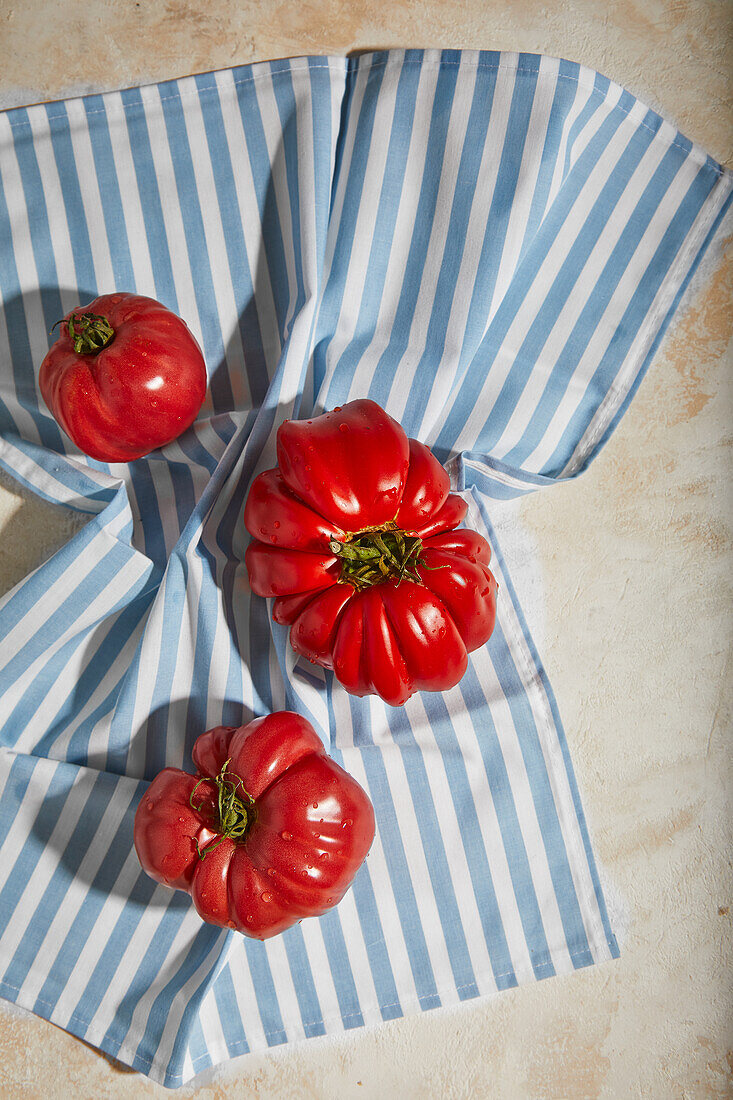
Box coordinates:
[0,49,730,1087]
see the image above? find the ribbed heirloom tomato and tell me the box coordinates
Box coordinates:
[134,713,375,939]
[244,400,498,706]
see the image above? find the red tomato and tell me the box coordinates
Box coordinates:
[39,293,207,462]
[244,400,498,706]
[133,712,375,939]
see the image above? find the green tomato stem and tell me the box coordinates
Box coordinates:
[330,527,429,590]
[53,311,115,355]
[190,758,254,859]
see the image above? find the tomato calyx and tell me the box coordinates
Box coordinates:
[329,526,427,590]
[52,311,115,355]
[190,757,255,859]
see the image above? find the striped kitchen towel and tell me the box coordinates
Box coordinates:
[0,49,730,1087]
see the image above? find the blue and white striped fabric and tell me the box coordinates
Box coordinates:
[0,49,730,1086]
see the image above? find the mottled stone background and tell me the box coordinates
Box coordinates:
[0,1,731,1097]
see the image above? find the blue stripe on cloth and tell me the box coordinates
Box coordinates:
[102,912,221,1062]
[475,116,662,453]
[393,59,500,432]
[0,126,66,448]
[584,181,733,475]
[312,55,392,400]
[7,111,70,327]
[270,67,308,342]
[233,75,291,344]
[82,96,137,289]
[0,760,76,970]
[4,589,152,765]
[1,769,126,995]
[345,696,441,1011]
[65,867,158,1024]
[43,102,98,297]
[349,868,403,1021]
[0,49,729,1084]
[498,137,693,469]
[31,782,145,1013]
[519,58,581,256]
[118,87,179,310]
[547,159,729,474]
[318,910,366,1028]
[242,936,288,1046]
[423,687,547,978]
[434,96,633,455]
[323,683,403,1020]
[479,620,594,964]
[0,548,150,732]
[282,927,328,1038]
[384,704,481,997]
[192,72,269,407]
[213,967,250,1056]
[352,56,464,414]
[157,83,234,413]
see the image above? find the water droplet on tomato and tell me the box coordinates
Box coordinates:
[267,867,276,876]
[312,802,319,809]
[342,818,353,829]
[246,915,253,923]
[334,406,342,411]
[260,527,267,535]
[301,870,308,878]
[227,920,236,929]
[305,464,311,472]
[320,852,328,861]
[281,831,293,841]
[146,800,154,811]
[339,424,348,433]
[326,897,333,905]
[273,521,281,529]
[270,535,277,543]
[261,892,272,903]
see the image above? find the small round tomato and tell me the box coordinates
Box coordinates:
[39,293,207,462]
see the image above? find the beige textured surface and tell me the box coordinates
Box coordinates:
[0,1,732,1097]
